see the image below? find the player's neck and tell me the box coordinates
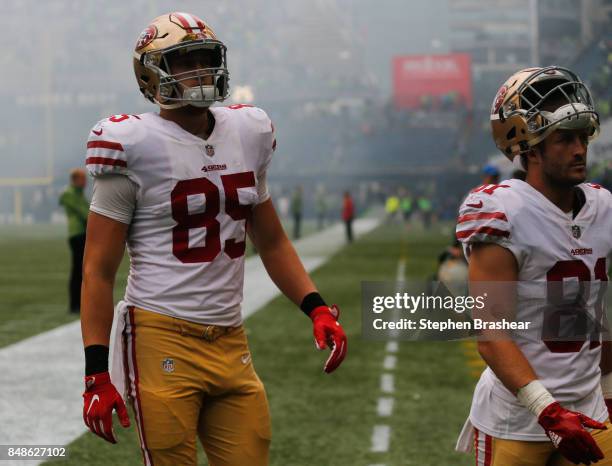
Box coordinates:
[159,106,214,139]
[526,174,574,213]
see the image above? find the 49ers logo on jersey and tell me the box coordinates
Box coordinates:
[135,25,157,50]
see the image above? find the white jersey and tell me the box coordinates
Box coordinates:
[456,178,612,441]
[85,106,276,327]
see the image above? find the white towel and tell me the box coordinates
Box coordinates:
[109,300,130,402]
[456,417,474,453]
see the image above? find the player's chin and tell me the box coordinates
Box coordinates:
[567,164,587,184]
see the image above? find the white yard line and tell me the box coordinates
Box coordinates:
[385,341,398,353]
[370,425,391,453]
[383,355,397,370]
[368,257,405,463]
[380,373,395,394]
[388,259,406,340]
[0,217,381,465]
[376,397,395,417]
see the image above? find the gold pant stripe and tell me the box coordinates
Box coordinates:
[126,306,154,466]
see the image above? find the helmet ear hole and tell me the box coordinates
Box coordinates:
[211,48,223,67]
[216,75,228,95]
[506,127,516,140]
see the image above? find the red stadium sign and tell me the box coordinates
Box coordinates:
[392,54,472,110]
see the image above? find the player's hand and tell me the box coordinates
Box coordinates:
[310,304,347,373]
[538,402,606,464]
[83,371,130,443]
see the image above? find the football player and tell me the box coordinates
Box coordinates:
[455,66,612,465]
[80,12,347,466]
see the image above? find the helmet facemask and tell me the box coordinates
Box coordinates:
[140,39,229,109]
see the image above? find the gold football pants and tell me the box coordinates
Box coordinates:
[123,307,271,466]
[474,423,612,466]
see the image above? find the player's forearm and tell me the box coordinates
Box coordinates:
[81,271,115,348]
[478,339,537,394]
[80,213,128,348]
[258,236,317,306]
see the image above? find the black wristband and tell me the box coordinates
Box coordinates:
[85,345,109,376]
[300,292,327,317]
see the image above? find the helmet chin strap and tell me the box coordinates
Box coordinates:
[513,154,527,172]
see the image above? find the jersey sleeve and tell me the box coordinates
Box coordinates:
[456,186,524,264]
[90,174,138,224]
[237,106,276,204]
[586,182,612,216]
[256,116,275,204]
[85,117,129,178]
[260,113,276,177]
[584,183,612,259]
[242,106,276,172]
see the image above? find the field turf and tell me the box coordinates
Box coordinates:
[0,220,317,348]
[1,222,476,465]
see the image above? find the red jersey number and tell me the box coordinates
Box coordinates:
[170,172,256,263]
[543,258,608,353]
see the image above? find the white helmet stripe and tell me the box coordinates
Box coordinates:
[173,12,193,32]
[176,12,201,31]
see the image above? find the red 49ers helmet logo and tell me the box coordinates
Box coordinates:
[492,85,508,115]
[135,25,158,50]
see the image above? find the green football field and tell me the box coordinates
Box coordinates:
[1,222,477,465]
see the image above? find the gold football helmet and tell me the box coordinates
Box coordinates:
[133,12,229,109]
[490,66,599,160]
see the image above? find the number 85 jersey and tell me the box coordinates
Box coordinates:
[456,178,612,440]
[85,106,276,327]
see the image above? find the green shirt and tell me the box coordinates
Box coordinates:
[417,197,432,212]
[59,186,89,237]
[291,191,303,216]
[400,197,413,213]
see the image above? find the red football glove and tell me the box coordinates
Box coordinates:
[538,402,606,465]
[83,372,130,443]
[310,305,347,373]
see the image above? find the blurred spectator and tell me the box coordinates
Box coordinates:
[385,195,400,223]
[290,186,303,240]
[482,164,500,185]
[342,191,354,243]
[58,168,89,314]
[315,186,328,231]
[417,195,433,229]
[400,194,414,222]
